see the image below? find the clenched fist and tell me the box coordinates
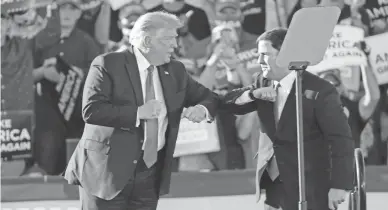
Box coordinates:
[138,100,162,120]
[181,105,207,123]
[328,188,347,210]
[252,87,277,102]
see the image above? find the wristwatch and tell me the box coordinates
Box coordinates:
[248,88,257,100]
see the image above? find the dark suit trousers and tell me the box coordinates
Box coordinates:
[261,171,285,209]
[80,150,165,210]
[261,171,330,210]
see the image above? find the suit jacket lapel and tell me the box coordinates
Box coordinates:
[125,47,144,106]
[257,78,277,139]
[260,101,277,139]
[157,64,176,112]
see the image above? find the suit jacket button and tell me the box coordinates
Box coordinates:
[133,160,137,164]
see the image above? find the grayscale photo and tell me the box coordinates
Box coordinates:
[1,0,388,210]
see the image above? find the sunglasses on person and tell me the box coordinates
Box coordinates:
[8,9,29,16]
[322,73,342,87]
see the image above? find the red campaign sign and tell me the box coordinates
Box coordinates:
[1,110,34,160]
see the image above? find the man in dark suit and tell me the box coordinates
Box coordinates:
[64,11,218,210]
[221,28,355,210]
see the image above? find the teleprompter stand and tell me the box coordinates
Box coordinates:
[275,6,341,210]
[289,61,309,210]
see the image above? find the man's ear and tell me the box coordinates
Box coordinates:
[143,35,152,48]
[75,10,82,21]
[117,20,123,29]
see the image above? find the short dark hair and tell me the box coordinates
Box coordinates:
[256,28,288,51]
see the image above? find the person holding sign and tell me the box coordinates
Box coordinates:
[1,0,61,174]
[199,24,256,169]
[64,11,218,210]
[319,40,381,161]
[33,0,101,176]
[221,28,354,210]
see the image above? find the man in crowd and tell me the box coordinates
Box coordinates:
[107,2,147,52]
[64,11,218,209]
[1,0,62,175]
[221,28,355,210]
[33,0,101,175]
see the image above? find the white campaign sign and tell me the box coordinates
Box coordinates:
[307,25,367,73]
[173,118,220,157]
[365,33,388,85]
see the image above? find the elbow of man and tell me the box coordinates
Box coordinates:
[218,102,255,115]
[82,103,102,124]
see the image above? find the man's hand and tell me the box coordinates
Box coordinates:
[213,89,228,96]
[71,65,85,77]
[252,87,277,102]
[354,41,371,56]
[43,66,61,83]
[182,105,206,123]
[37,57,60,83]
[138,100,162,120]
[328,188,347,210]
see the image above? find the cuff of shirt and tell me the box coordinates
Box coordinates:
[198,105,213,123]
[235,90,254,105]
[136,108,140,127]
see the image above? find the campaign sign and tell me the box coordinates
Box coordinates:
[237,47,261,75]
[174,118,220,157]
[1,110,33,160]
[308,25,367,73]
[365,33,388,85]
[55,56,84,122]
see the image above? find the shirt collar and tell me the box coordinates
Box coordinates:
[274,71,296,92]
[133,47,151,72]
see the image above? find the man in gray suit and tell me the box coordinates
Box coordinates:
[64,11,218,210]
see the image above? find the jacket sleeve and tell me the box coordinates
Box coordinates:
[178,62,219,120]
[315,86,355,190]
[218,73,264,115]
[82,55,138,128]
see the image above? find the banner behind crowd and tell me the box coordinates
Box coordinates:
[1,111,34,160]
[365,33,388,85]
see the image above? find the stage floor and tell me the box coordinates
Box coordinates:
[2,193,388,210]
[3,167,388,210]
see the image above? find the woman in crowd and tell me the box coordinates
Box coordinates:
[198,25,255,170]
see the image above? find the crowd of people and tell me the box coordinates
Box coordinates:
[1,0,388,177]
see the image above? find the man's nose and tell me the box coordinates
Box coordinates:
[171,39,178,48]
[257,55,265,65]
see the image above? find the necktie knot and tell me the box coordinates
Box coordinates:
[147,65,154,74]
[274,82,281,91]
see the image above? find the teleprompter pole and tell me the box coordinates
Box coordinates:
[289,61,310,210]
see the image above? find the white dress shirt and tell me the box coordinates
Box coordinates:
[273,71,296,124]
[235,71,296,181]
[134,47,168,151]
